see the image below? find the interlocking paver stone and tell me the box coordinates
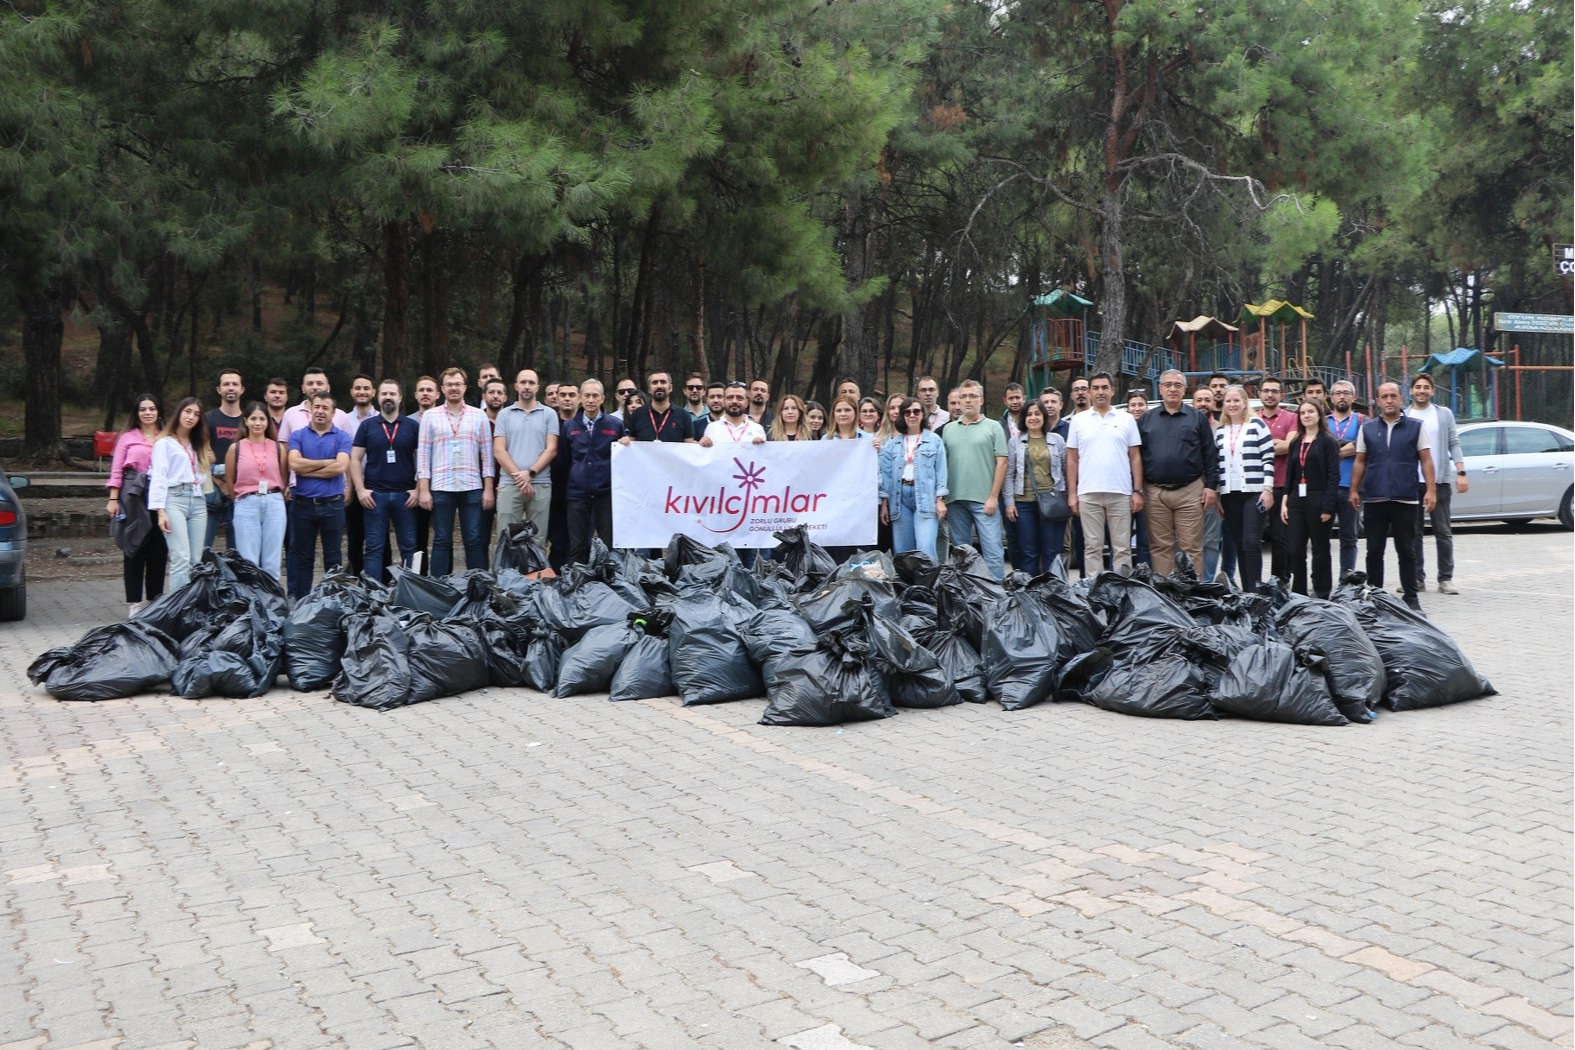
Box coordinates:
[0,526,1568,1049]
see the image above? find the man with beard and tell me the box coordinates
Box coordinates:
[748,378,775,430]
[350,379,420,583]
[342,373,378,575]
[205,368,245,550]
[1257,376,1297,585]
[493,368,559,546]
[264,377,289,430]
[917,375,947,432]
[561,379,626,564]
[1326,379,1365,576]
[1068,375,1091,414]
[682,372,709,427]
[416,368,496,575]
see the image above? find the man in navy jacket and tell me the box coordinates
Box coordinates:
[560,379,626,564]
[1349,382,1436,612]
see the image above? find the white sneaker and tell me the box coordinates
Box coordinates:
[1438,579,1458,594]
[127,602,143,618]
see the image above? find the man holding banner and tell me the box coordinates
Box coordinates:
[698,383,768,447]
[562,379,625,564]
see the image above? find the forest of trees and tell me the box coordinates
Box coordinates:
[2,0,1570,456]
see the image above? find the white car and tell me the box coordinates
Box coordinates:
[1451,420,1573,528]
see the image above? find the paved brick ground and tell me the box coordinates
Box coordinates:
[1,523,1569,1050]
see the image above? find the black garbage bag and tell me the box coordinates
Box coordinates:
[475,611,533,688]
[914,619,988,704]
[1212,642,1349,726]
[554,622,637,697]
[1086,570,1192,626]
[1098,604,1198,664]
[446,571,516,621]
[663,535,758,604]
[981,588,1062,710]
[772,525,838,589]
[387,566,460,618]
[29,621,179,701]
[133,555,231,642]
[741,605,818,683]
[865,612,960,709]
[933,545,1006,647]
[332,612,412,711]
[1056,647,1114,704]
[172,604,284,699]
[893,550,942,588]
[793,574,900,636]
[1275,594,1385,721]
[1027,574,1106,661]
[492,521,553,575]
[831,549,899,583]
[534,567,642,641]
[1087,654,1216,720]
[1351,589,1495,711]
[668,595,764,705]
[212,549,291,619]
[608,612,677,703]
[281,592,352,692]
[493,568,539,599]
[1185,623,1270,676]
[522,620,565,692]
[760,632,896,727]
[402,615,490,703]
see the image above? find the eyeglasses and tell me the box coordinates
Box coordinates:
[903,408,925,416]
[684,384,703,391]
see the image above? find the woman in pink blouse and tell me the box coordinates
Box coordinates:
[106,394,168,617]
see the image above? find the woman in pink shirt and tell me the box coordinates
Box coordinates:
[224,402,288,582]
[106,394,168,616]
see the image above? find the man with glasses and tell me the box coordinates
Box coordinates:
[610,378,640,421]
[939,380,1009,580]
[1069,375,1091,414]
[416,367,496,575]
[682,372,709,426]
[1067,371,1144,578]
[1136,369,1218,576]
[917,375,947,431]
[1327,379,1365,576]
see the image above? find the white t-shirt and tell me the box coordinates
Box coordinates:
[703,418,766,444]
[1406,403,1438,483]
[1066,407,1142,496]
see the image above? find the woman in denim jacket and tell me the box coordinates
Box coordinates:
[879,398,948,560]
[1003,400,1069,575]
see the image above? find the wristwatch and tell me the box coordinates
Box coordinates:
[525,468,536,478]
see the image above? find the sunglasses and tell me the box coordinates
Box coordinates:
[684,384,703,390]
[903,408,925,416]
[617,389,637,397]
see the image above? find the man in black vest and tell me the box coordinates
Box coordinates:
[1349,382,1435,612]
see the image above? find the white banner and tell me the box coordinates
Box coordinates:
[611,440,878,549]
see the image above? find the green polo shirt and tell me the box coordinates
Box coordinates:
[940,415,1008,503]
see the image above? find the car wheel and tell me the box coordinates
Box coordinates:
[0,584,24,622]
[1560,487,1573,530]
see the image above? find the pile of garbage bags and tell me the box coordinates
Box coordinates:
[28,530,1495,729]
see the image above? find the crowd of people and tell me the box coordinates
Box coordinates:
[104,363,1466,617]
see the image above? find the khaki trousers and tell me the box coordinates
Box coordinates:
[1143,478,1205,576]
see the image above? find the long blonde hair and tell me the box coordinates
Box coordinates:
[769,394,809,441]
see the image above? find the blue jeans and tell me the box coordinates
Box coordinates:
[289,496,345,599]
[946,499,1005,580]
[1336,487,1359,575]
[232,492,285,582]
[891,485,940,561]
[162,486,208,590]
[1013,498,1067,576]
[363,491,418,584]
[430,488,485,576]
[204,489,232,549]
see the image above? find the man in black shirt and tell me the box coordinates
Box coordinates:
[350,379,421,583]
[205,367,245,550]
[621,371,695,444]
[1135,369,1219,576]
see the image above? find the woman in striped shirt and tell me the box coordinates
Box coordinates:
[1214,385,1275,590]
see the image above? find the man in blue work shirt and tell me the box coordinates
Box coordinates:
[560,379,626,564]
[286,392,353,598]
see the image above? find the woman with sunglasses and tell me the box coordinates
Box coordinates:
[878,398,948,560]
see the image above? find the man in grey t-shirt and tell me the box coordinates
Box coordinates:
[492,369,560,541]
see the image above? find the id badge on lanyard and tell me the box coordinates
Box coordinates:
[1297,481,1307,498]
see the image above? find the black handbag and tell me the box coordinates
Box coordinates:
[1026,443,1072,522]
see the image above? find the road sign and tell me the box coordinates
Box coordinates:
[1495,312,1574,334]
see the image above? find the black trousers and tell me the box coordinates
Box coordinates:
[1261,485,1290,583]
[1285,493,1333,598]
[1363,500,1420,599]
[344,496,364,577]
[1221,493,1266,591]
[412,506,431,574]
[567,493,613,565]
[122,512,168,603]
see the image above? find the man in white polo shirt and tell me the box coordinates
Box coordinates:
[1066,371,1144,578]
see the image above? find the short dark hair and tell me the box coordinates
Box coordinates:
[706,381,725,393]
[302,367,327,380]
[1208,372,1228,384]
[484,378,508,393]
[724,381,749,394]
[266,377,289,390]
[351,372,373,385]
[1412,371,1434,386]
[1088,371,1113,386]
[377,378,402,395]
[309,391,335,405]
[1260,375,1282,389]
[1070,375,1090,387]
[648,369,671,383]
[216,368,243,384]
[1004,382,1024,394]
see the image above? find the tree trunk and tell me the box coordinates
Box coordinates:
[840,191,876,392]
[419,230,449,377]
[381,221,409,379]
[1094,182,1127,378]
[22,283,69,458]
[94,320,134,432]
[250,256,263,331]
[498,250,539,378]
[692,255,706,371]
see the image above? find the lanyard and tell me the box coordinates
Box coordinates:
[723,421,750,442]
[381,420,400,446]
[650,407,672,437]
[246,439,271,477]
[904,435,921,463]
[1298,438,1313,470]
[446,409,466,441]
[1227,423,1245,460]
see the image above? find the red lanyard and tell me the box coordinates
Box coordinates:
[1298,438,1313,470]
[904,436,921,463]
[446,408,465,441]
[247,439,271,478]
[1227,423,1245,459]
[650,408,672,437]
[381,420,400,446]
[723,421,750,442]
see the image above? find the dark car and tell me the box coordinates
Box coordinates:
[0,471,29,620]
